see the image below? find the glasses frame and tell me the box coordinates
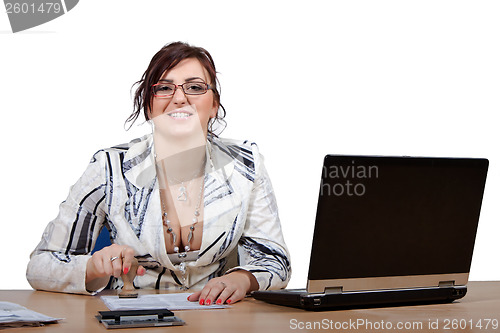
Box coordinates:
[151,82,212,98]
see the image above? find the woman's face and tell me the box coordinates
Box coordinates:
[149,58,217,138]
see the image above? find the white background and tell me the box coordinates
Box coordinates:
[1,0,499,290]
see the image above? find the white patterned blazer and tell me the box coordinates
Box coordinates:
[26,134,291,295]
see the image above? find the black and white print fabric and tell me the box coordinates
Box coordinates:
[26,134,291,295]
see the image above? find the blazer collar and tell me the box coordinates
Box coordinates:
[123,134,236,189]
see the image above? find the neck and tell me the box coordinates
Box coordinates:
[159,145,206,183]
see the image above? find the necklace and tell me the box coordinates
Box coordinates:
[154,143,211,289]
[161,176,204,253]
[160,176,204,290]
[166,165,204,202]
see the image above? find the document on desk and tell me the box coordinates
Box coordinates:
[0,301,63,328]
[101,293,230,311]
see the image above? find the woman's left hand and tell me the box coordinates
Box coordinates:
[187,270,258,305]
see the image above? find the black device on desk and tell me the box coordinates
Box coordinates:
[96,309,185,329]
[253,155,489,310]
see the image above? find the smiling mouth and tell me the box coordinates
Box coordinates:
[168,111,193,119]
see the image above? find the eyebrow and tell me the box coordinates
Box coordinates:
[158,77,206,83]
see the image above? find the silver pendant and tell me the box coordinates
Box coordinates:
[177,185,187,201]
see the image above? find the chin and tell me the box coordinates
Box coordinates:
[167,125,207,141]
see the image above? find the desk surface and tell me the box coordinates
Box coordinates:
[2,281,500,332]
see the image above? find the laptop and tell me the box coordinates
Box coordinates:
[253,155,489,310]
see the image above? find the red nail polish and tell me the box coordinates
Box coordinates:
[206,299,211,305]
[123,267,129,275]
[226,299,231,304]
[199,299,204,305]
[216,299,222,305]
[187,296,190,301]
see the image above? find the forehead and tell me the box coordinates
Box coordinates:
[160,58,210,82]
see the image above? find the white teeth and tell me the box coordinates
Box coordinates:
[169,112,191,118]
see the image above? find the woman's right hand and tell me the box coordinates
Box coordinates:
[85,244,145,290]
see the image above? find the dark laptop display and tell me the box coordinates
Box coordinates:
[253,155,488,310]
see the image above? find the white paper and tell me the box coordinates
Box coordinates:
[0,301,63,328]
[101,293,230,311]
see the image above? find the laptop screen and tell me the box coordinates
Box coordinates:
[308,156,488,281]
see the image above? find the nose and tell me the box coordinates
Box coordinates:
[172,85,188,106]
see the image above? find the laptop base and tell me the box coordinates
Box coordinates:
[252,286,467,311]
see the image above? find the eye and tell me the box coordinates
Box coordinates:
[184,82,206,94]
[154,84,174,95]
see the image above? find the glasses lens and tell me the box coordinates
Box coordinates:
[183,82,208,95]
[153,83,175,96]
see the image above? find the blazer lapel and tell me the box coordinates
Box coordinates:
[196,139,246,265]
[123,134,156,189]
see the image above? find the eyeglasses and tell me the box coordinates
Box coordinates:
[152,82,212,97]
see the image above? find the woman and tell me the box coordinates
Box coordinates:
[26,42,291,305]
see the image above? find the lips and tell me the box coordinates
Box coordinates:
[167,109,194,119]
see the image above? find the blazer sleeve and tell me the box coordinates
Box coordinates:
[26,150,109,295]
[226,144,291,290]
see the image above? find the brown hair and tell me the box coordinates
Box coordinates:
[126,42,226,136]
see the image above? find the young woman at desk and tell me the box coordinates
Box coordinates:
[26,42,291,306]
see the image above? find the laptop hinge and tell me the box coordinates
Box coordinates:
[439,280,455,288]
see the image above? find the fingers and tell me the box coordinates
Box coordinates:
[195,271,256,305]
[120,247,136,275]
[137,265,146,276]
[204,281,231,305]
[91,252,113,277]
[110,256,123,278]
[90,244,137,278]
[196,279,243,306]
[187,291,201,302]
[212,282,237,305]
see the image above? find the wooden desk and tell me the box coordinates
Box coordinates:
[2,281,500,332]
